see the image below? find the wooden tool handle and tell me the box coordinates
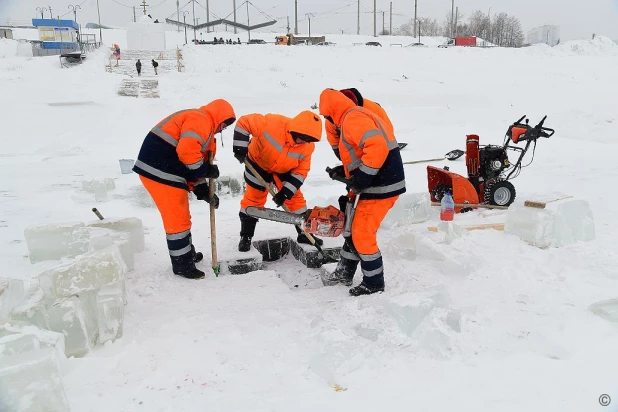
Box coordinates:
[91,208,104,220]
[208,152,219,275]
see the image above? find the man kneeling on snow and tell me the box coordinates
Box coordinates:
[232,110,323,252]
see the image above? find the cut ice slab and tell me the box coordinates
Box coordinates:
[0,319,66,359]
[96,282,125,344]
[504,200,595,248]
[381,192,431,229]
[0,347,70,412]
[88,228,134,271]
[87,217,145,253]
[10,284,50,330]
[47,294,98,358]
[39,245,127,299]
[24,221,85,263]
[0,278,25,318]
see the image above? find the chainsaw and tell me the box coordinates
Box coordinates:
[245,205,345,237]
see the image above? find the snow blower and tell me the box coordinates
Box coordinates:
[427,115,554,212]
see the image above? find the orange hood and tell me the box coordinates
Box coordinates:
[319,89,356,126]
[286,110,323,144]
[199,99,236,130]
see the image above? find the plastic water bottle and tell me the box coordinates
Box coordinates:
[440,192,455,221]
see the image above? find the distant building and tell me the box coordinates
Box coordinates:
[527,25,560,47]
[0,28,13,39]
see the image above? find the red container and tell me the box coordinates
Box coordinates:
[455,36,476,46]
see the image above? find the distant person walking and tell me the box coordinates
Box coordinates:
[136,59,142,76]
[152,59,159,75]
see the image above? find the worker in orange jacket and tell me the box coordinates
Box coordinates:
[319,89,406,296]
[325,88,394,161]
[133,99,236,279]
[232,111,323,252]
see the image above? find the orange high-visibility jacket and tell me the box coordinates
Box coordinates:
[326,98,393,154]
[133,99,236,190]
[233,111,322,198]
[319,89,406,200]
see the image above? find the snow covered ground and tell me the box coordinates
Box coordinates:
[1,34,618,411]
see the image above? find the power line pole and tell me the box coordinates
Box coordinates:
[455,6,459,36]
[96,0,102,44]
[286,16,290,33]
[48,6,53,19]
[414,0,417,37]
[233,0,237,34]
[389,2,392,35]
[382,11,385,35]
[176,0,180,31]
[133,6,136,22]
[247,1,251,41]
[373,0,376,37]
[294,0,298,34]
[305,13,312,38]
[451,0,455,38]
[206,0,210,33]
[192,0,196,41]
[357,0,360,35]
[182,11,188,44]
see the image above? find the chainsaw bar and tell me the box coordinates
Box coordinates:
[246,206,305,226]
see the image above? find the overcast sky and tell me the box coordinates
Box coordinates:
[2,0,617,41]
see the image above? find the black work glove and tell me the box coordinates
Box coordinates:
[203,164,220,179]
[234,152,246,164]
[272,191,288,208]
[338,195,349,212]
[193,185,219,209]
[346,177,364,194]
[207,193,220,209]
[327,165,345,180]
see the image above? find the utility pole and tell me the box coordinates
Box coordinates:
[389,2,392,35]
[455,6,459,37]
[176,0,180,31]
[133,6,136,22]
[191,0,196,41]
[68,4,81,25]
[96,0,102,44]
[451,0,455,38]
[357,0,360,35]
[181,11,188,44]
[233,0,237,34]
[373,0,376,37]
[48,6,53,18]
[206,0,210,33]
[294,0,298,35]
[382,11,385,35]
[36,7,48,19]
[247,1,251,41]
[414,0,417,37]
[286,16,290,33]
[305,13,314,38]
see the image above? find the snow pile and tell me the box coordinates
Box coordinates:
[0,38,17,58]
[554,35,618,56]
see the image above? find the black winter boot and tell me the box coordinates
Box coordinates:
[191,245,203,263]
[171,252,205,279]
[323,238,359,286]
[238,213,258,252]
[349,275,385,296]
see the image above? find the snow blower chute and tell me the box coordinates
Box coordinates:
[428,115,554,211]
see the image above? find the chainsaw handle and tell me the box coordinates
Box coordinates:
[325,167,351,185]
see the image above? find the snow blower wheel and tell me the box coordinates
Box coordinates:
[484,179,516,207]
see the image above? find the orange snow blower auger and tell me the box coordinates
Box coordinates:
[428,115,555,212]
[245,205,345,237]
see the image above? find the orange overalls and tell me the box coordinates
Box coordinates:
[133,99,236,265]
[319,89,406,287]
[232,111,322,235]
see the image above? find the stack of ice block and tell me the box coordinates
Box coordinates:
[381,192,431,229]
[82,178,115,202]
[5,244,127,359]
[0,319,70,412]
[505,200,595,248]
[24,217,144,270]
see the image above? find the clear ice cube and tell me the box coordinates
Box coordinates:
[0,347,70,412]
[87,217,144,252]
[96,282,125,343]
[553,200,596,247]
[10,285,50,330]
[0,278,25,318]
[24,222,85,263]
[46,294,98,358]
[381,192,430,229]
